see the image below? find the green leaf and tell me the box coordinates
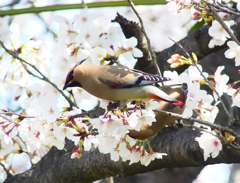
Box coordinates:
[188,20,205,33]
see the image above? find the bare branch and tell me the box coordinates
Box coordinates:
[0,108,35,119]
[0,0,20,8]
[156,109,240,142]
[210,2,240,16]
[4,125,240,183]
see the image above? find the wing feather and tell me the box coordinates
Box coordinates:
[97,66,171,88]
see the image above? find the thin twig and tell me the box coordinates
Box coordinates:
[209,2,240,16]
[0,109,35,118]
[0,0,20,8]
[156,109,240,140]
[127,0,162,77]
[193,3,205,11]
[169,37,232,123]
[69,108,105,120]
[208,5,240,45]
[194,1,240,16]
[0,114,12,122]
[0,41,78,109]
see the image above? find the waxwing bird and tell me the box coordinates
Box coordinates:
[128,83,188,140]
[63,62,184,106]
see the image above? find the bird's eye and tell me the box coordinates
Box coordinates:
[68,71,74,81]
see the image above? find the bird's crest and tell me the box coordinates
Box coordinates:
[65,58,88,81]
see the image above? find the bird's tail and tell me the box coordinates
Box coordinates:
[143,85,184,106]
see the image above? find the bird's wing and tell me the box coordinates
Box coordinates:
[97,66,171,89]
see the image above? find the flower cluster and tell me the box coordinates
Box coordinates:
[167,0,240,68]
[165,0,240,163]
[164,59,232,160]
[89,105,166,166]
[167,0,240,161]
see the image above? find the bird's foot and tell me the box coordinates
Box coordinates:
[170,119,184,129]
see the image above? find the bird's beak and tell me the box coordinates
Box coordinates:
[63,80,82,90]
[63,81,71,90]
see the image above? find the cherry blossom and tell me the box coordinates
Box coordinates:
[194,105,219,129]
[187,64,209,81]
[0,139,14,157]
[75,27,101,45]
[225,41,240,66]
[118,141,131,158]
[129,149,141,165]
[208,20,235,48]
[7,152,31,174]
[89,47,107,65]
[97,135,120,155]
[83,135,100,151]
[128,110,156,131]
[118,37,143,61]
[213,66,229,101]
[53,15,78,44]
[227,88,240,108]
[91,114,127,136]
[53,123,79,142]
[0,17,12,42]
[0,165,7,182]
[166,0,194,14]
[195,132,222,161]
[144,152,167,166]
[108,22,125,42]
[73,9,98,29]
[231,90,240,108]
[43,130,65,150]
[163,70,181,85]
[167,54,188,68]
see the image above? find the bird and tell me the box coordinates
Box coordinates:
[63,61,184,106]
[128,84,188,140]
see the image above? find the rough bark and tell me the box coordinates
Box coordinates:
[5,125,240,183]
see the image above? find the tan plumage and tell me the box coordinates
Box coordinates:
[128,85,186,140]
[63,64,184,106]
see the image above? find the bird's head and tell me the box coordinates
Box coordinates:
[63,59,88,90]
[63,69,82,90]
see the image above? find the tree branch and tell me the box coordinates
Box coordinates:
[5,125,240,183]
